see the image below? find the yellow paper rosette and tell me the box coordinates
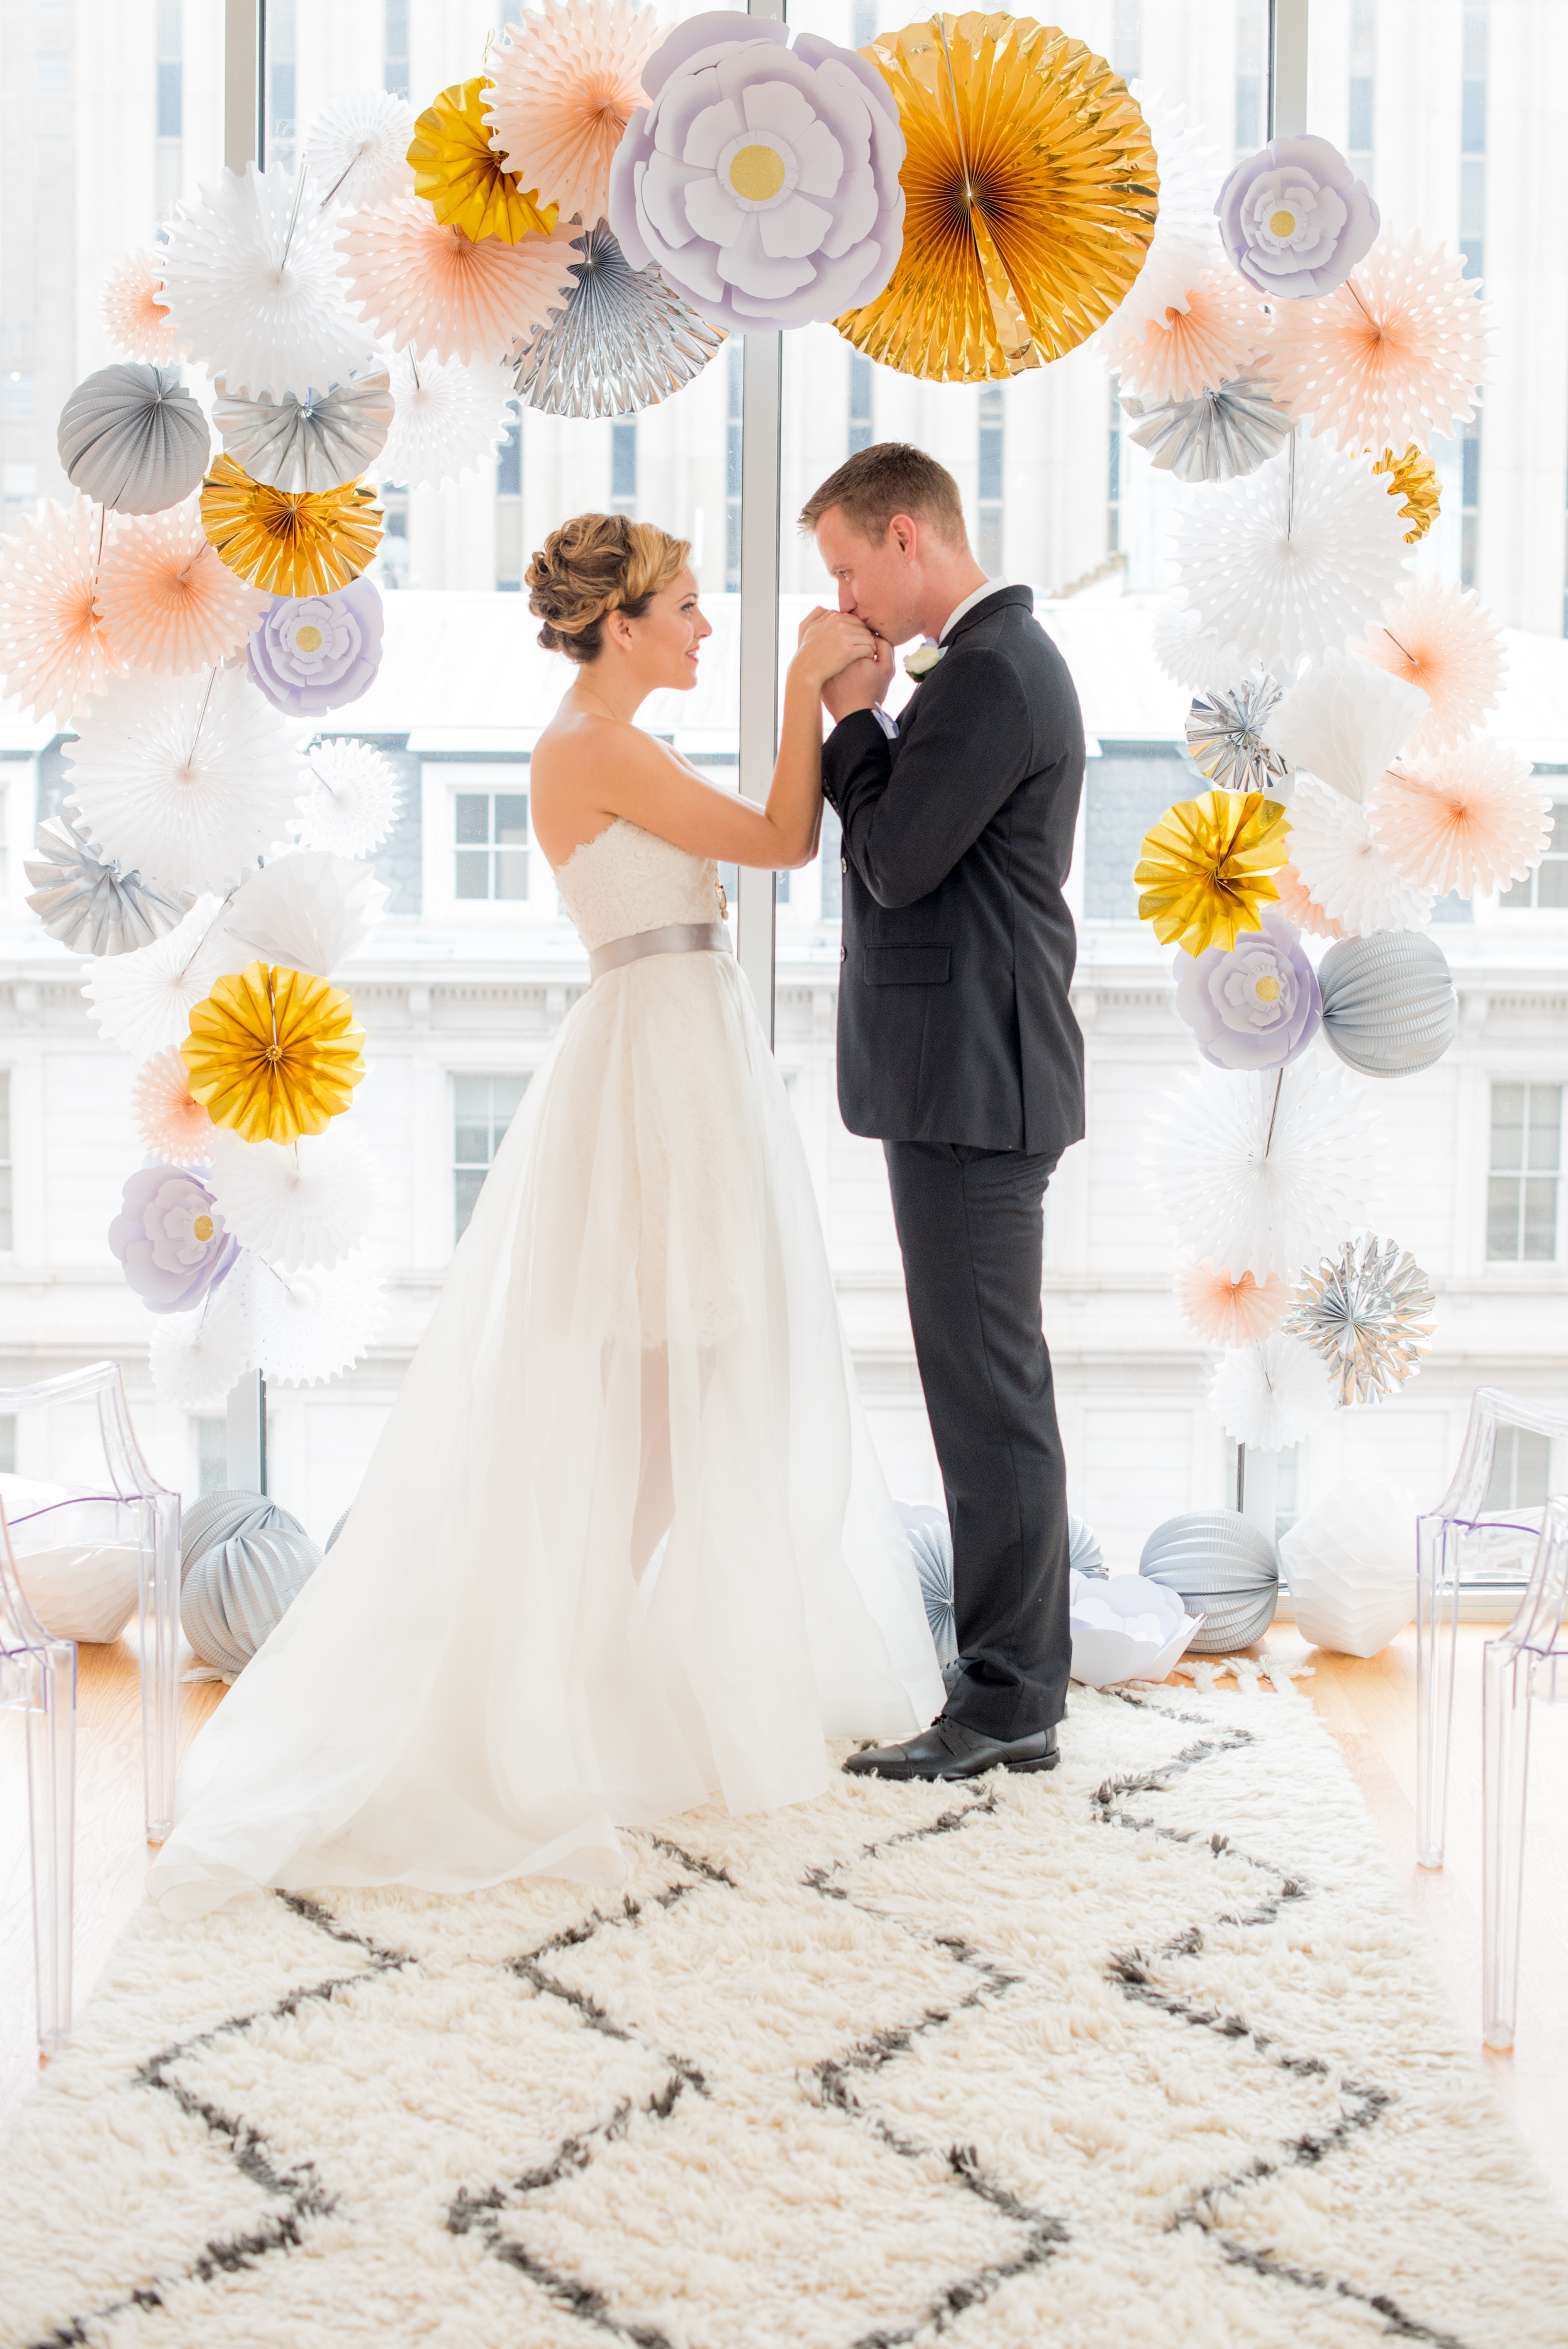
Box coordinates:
[1370,442,1441,544]
[836,12,1158,383]
[180,961,366,1146]
[1134,790,1292,957]
[408,78,559,244]
[200,454,383,597]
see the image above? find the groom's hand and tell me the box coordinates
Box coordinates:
[799,607,894,724]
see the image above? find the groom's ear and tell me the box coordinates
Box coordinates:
[886,514,919,563]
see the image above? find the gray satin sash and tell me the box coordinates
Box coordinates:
[588,920,732,984]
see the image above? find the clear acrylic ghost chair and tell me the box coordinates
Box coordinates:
[0,1495,76,2052]
[1481,1493,1568,2050]
[1416,1387,1568,1870]
[0,1364,181,1842]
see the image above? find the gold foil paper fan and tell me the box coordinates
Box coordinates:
[409,78,559,244]
[1370,442,1440,544]
[1134,789,1291,956]
[836,12,1158,383]
[200,453,383,597]
[181,960,366,1146]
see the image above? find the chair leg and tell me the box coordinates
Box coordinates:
[26,1639,76,2055]
[1415,1515,1461,1868]
[139,1491,181,1843]
[1481,1639,1531,2051]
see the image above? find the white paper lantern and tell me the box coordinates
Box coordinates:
[1318,931,1459,1078]
[1278,1474,1417,1656]
[218,849,388,978]
[1262,651,1429,806]
[207,1123,377,1273]
[1068,1572,1198,1690]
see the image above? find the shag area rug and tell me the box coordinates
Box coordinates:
[2,1676,1565,2349]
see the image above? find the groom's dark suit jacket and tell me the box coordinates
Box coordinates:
[820,585,1086,1159]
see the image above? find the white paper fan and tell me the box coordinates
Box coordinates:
[1287,774,1436,934]
[296,738,401,857]
[219,850,387,977]
[1151,598,1247,695]
[148,1253,260,1409]
[64,666,308,895]
[376,348,515,490]
[303,88,418,212]
[1093,86,1222,347]
[1210,1333,1337,1452]
[1262,651,1430,805]
[80,893,234,1061]
[207,1123,377,1273]
[251,1250,384,1385]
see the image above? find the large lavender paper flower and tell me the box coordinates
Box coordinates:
[109,1163,239,1314]
[1173,909,1322,1072]
[1216,135,1379,300]
[607,12,905,336]
[246,577,383,716]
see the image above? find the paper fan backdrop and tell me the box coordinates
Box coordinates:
[80,893,232,1061]
[1370,744,1551,900]
[212,370,394,495]
[201,454,383,598]
[57,364,210,517]
[251,1251,384,1386]
[1092,85,1220,347]
[513,218,724,420]
[337,198,579,365]
[410,77,558,243]
[835,13,1156,381]
[159,163,378,402]
[95,495,270,675]
[296,738,401,857]
[377,349,515,488]
[0,494,125,725]
[1112,266,1264,405]
[102,248,186,364]
[1286,774,1435,936]
[485,0,663,227]
[65,666,307,895]
[1262,650,1429,805]
[1174,1259,1290,1349]
[219,851,388,979]
[1171,430,1412,674]
[132,1044,217,1165]
[1210,1333,1335,1453]
[1351,577,1505,758]
[1152,598,1245,695]
[303,88,417,212]
[148,1255,260,1410]
[1122,374,1292,485]
[25,810,193,957]
[1258,228,1491,451]
[207,1123,377,1273]
[1150,1057,1377,1281]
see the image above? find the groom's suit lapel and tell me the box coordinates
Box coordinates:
[891,588,1031,739]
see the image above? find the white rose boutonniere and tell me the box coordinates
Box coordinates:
[903,642,945,681]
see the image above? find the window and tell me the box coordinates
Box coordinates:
[848,352,872,456]
[1111,0,1140,81]
[724,340,743,593]
[196,1418,228,1497]
[976,385,1003,574]
[0,1416,14,1475]
[156,1,182,137]
[1234,0,1266,152]
[1484,1427,1552,1514]
[610,417,637,517]
[455,791,529,901]
[265,0,297,172]
[1347,0,1374,162]
[37,54,70,100]
[0,373,34,422]
[454,1074,529,1240]
[496,407,522,590]
[1501,801,1568,908]
[1488,1084,1562,1262]
[1106,379,1121,555]
[0,1071,10,1251]
[1084,745,1193,920]
[384,0,410,100]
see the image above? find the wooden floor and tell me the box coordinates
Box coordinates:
[2,1625,1566,2208]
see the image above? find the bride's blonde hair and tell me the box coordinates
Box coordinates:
[526,513,692,664]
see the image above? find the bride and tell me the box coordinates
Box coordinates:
[147,513,944,1918]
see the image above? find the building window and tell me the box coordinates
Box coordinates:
[156,0,182,135]
[1487,1083,1561,1262]
[1085,744,1192,920]
[1500,799,1568,908]
[1111,0,1140,80]
[1347,0,1374,164]
[1234,0,1265,153]
[848,353,872,455]
[0,1415,14,1476]
[1484,1427,1552,1514]
[454,1073,529,1240]
[265,0,297,172]
[0,1070,10,1251]
[977,384,1003,574]
[378,488,410,590]
[196,1418,227,1496]
[725,340,743,593]
[1107,380,1122,556]
[1,372,35,422]
[455,790,529,901]
[610,418,637,517]
[496,405,522,590]
[385,0,410,100]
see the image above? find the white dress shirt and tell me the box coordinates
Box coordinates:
[870,577,1004,738]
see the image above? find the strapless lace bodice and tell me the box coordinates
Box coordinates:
[555,817,727,954]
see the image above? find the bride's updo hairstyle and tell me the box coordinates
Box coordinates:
[526,513,691,664]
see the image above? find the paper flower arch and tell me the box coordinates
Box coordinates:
[1216,134,1379,300]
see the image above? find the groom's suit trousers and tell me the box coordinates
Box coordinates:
[884,1137,1070,1741]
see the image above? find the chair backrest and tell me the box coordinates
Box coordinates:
[0,1362,171,1506]
[1430,1387,1568,1526]
[0,1496,54,1656]
[1503,1493,1568,1664]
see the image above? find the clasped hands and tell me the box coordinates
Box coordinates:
[794,606,895,724]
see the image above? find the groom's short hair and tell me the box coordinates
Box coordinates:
[799,443,968,548]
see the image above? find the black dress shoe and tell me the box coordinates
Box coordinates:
[843,1717,1060,1781]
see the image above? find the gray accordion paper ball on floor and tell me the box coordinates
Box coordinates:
[180,1488,323,1676]
[1318,932,1458,1078]
[57,363,210,514]
[1140,1510,1279,1652]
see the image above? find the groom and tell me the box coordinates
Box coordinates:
[801,442,1086,1782]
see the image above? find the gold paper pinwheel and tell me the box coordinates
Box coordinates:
[837,13,1158,383]
[409,78,559,244]
[1135,790,1292,957]
[181,961,366,1146]
[1370,442,1441,544]
[200,454,383,597]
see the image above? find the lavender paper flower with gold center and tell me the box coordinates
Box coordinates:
[1186,676,1293,798]
[1286,1232,1436,1407]
[1173,907,1321,1072]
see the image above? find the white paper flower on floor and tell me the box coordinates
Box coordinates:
[1152,598,1246,695]
[1112,266,1265,405]
[102,248,186,364]
[159,164,378,401]
[1151,1057,1377,1281]
[337,198,580,365]
[212,371,394,495]
[1171,431,1412,674]
[207,1122,377,1273]
[1210,1332,1336,1451]
[0,495,126,725]
[1258,229,1491,451]
[485,0,665,229]
[304,88,418,212]
[95,495,270,676]
[251,1249,384,1385]
[1369,743,1551,900]
[513,217,725,419]
[1174,1258,1291,1348]
[1262,651,1430,805]
[81,893,231,1061]
[1094,86,1221,347]
[1351,577,1505,758]
[376,348,515,488]
[65,667,308,895]
[296,739,401,858]
[1286,775,1435,935]
[149,1253,261,1409]
[132,1044,217,1165]
[25,810,193,957]
[608,17,906,334]
[219,850,388,979]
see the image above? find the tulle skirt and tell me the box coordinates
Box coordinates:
[147,949,944,1918]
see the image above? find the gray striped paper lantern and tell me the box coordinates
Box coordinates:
[1139,1510,1279,1652]
[180,1488,322,1675]
[1318,932,1458,1079]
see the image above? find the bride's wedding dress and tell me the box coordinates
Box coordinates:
[148,818,944,1918]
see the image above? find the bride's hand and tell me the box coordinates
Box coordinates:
[792,607,881,691]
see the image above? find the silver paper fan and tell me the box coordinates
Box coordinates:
[211,370,394,494]
[1185,676,1293,797]
[1121,373,1293,485]
[1286,1233,1436,1407]
[56,363,210,516]
[24,809,194,956]
[511,219,724,422]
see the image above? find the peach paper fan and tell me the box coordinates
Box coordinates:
[131,1044,217,1165]
[0,494,126,725]
[96,496,270,674]
[483,0,663,229]
[1271,858,1346,941]
[1112,265,1265,405]
[337,198,578,364]
[101,249,187,364]
[1369,744,1551,900]
[1351,576,1504,757]
[1174,1259,1290,1349]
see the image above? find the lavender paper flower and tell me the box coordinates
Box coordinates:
[1173,909,1322,1072]
[1216,134,1379,300]
[246,577,383,716]
[109,1163,239,1314]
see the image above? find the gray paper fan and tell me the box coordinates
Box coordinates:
[180,1488,322,1675]
[56,362,209,514]
[25,809,194,955]
[1140,1510,1278,1652]
[1121,373,1293,485]
[1185,676,1293,797]
[1318,932,1458,1078]
[212,370,394,493]
[512,219,724,421]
